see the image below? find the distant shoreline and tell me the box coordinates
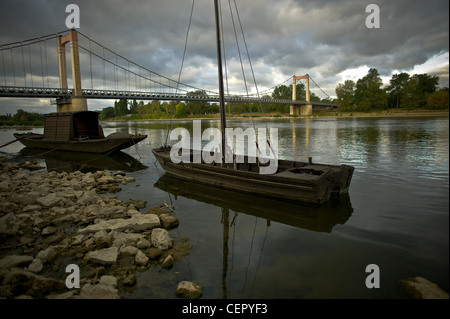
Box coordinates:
[105,109,449,122]
[1,109,448,129]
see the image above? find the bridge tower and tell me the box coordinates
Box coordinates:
[57,29,87,112]
[290,75,312,116]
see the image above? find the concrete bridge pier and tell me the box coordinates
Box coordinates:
[290,75,312,116]
[57,29,87,112]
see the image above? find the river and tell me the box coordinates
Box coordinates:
[1,116,448,298]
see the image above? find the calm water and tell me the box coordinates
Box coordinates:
[1,116,448,298]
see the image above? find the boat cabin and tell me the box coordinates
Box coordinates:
[43,111,105,141]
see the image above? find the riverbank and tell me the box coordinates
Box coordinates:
[313,109,449,119]
[0,157,197,299]
[104,108,449,122]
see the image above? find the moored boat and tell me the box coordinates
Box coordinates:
[152,0,354,205]
[14,110,146,154]
[153,146,353,205]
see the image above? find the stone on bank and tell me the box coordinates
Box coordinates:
[0,158,194,299]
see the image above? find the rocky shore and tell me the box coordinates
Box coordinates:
[0,156,200,299]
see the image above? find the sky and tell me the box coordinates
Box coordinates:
[0,0,448,114]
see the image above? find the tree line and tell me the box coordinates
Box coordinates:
[335,68,449,111]
[100,84,334,120]
[0,109,45,126]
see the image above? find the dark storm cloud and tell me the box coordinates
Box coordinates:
[0,0,448,112]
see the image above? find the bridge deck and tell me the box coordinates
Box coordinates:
[0,86,337,107]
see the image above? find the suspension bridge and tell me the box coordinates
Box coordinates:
[0,29,337,115]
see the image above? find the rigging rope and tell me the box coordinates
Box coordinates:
[228,0,274,160]
[76,29,218,96]
[164,0,195,148]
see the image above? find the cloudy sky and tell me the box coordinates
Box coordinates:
[0,0,448,114]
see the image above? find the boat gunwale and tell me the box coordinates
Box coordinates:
[152,147,353,185]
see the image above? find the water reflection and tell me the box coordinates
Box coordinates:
[335,118,449,178]
[155,174,353,233]
[18,147,147,173]
[155,174,353,298]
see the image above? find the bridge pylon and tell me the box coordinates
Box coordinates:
[57,29,87,112]
[290,75,312,116]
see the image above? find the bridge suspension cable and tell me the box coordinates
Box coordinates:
[0,30,336,107]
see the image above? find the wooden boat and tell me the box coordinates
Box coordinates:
[152,0,354,205]
[14,111,146,154]
[153,147,353,205]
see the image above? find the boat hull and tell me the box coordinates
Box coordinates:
[152,147,354,205]
[14,132,147,154]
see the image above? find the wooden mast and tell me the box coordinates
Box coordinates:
[214,0,227,164]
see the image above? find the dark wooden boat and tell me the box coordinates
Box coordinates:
[153,147,353,205]
[152,0,354,205]
[14,111,146,154]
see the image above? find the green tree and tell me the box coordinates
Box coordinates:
[11,109,44,124]
[175,102,188,118]
[354,68,388,111]
[386,73,410,108]
[401,74,439,109]
[206,103,220,114]
[186,90,208,115]
[129,100,138,114]
[426,90,449,109]
[100,107,115,120]
[335,80,355,111]
[114,99,128,117]
[272,83,306,100]
[413,74,439,107]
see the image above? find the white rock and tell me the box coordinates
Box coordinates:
[135,250,149,266]
[175,281,203,299]
[0,180,10,192]
[37,193,61,208]
[112,232,144,247]
[401,277,449,299]
[41,226,57,235]
[119,245,138,256]
[22,204,41,213]
[131,214,161,231]
[97,175,115,184]
[88,247,119,265]
[161,254,174,268]
[71,234,84,245]
[159,214,179,228]
[94,229,112,247]
[80,283,120,299]
[78,191,99,206]
[11,170,28,181]
[99,275,118,288]
[137,238,151,249]
[34,185,49,196]
[36,247,57,263]
[77,213,160,234]
[151,228,173,250]
[28,258,44,273]
[0,255,33,269]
